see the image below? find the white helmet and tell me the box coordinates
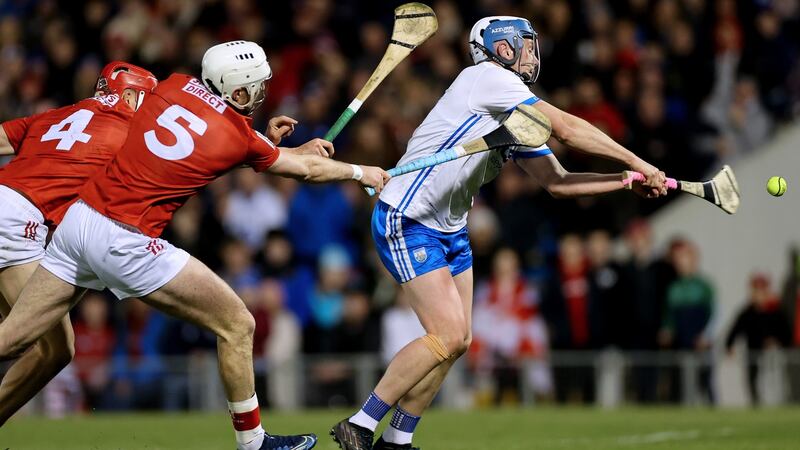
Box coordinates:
[201,41,271,115]
[469,16,540,84]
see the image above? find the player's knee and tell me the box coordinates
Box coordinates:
[219,308,256,346]
[37,338,74,370]
[424,329,469,362]
[449,330,471,358]
[455,331,473,358]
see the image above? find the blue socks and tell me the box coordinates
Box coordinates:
[383,406,421,445]
[349,392,392,431]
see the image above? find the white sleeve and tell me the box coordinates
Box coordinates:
[468,65,540,114]
[511,144,552,160]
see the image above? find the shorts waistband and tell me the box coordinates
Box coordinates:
[75,200,145,236]
[0,184,44,223]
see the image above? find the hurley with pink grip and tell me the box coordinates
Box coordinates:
[621,165,741,215]
[623,171,678,190]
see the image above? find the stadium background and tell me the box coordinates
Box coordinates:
[1,0,800,420]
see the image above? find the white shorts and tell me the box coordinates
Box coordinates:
[42,201,190,299]
[0,185,48,268]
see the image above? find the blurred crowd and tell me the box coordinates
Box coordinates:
[1,0,800,411]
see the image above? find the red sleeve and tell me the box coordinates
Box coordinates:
[2,115,36,154]
[246,129,281,172]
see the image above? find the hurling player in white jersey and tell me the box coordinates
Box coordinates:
[331,16,668,450]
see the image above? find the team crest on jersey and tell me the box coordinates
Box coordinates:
[91,94,120,107]
[183,78,227,113]
[413,247,427,263]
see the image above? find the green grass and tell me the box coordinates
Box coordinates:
[2,407,799,449]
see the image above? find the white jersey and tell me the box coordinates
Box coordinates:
[379,62,551,232]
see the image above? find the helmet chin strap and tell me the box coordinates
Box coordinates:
[470,40,535,86]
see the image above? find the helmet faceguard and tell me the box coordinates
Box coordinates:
[201,41,272,116]
[96,61,158,110]
[469,17,541,85]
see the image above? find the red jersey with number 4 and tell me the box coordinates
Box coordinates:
[0,94,133,225]
[80,74,280,237]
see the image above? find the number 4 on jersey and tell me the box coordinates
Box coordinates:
[41,109,94,151]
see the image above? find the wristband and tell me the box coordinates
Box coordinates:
[350,164,363,181]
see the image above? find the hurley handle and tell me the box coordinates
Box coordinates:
[622,171,678,189]
[364,148,461,196]
[324,108,356,141]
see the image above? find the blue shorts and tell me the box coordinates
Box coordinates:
[372,200,472,284]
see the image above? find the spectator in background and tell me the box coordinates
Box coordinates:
[467,203,501,280]
[304,244,352,354]
[259,229,314,327]
[702,22,773,163]
[287,184,354,268]
[108,301,167,410]
[72,292,115,410]
[472,248,551,404]
[219,238,261,293]
[659,239,716,403]
[334,287,380,355]
[622,219,675,402]
[41,364,82,419]
[586,229,628,349]
[630,87,692,180]
[381,291,425,366]
[726,273,792,406]
[162,195,226,268]
[259,279,302,410]
[542,234,596,403]
[744,8,798,118]
[158,316,217,411]
[223,169,288,251]
[568,77,626,142]
[304,245,361,407]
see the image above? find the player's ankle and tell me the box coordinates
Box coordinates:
[382,406,420,445]
[349,391,392,431]
[228,393,265,450]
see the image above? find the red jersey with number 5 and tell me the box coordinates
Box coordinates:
[80,74,280,237]
[0,94,134,225]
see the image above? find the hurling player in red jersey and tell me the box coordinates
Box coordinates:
[0,62,157,425]
[0,41,389,450]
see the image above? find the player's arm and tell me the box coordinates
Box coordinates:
[267,139,390,192]
[0,126,13,156]
[517,152,657,198]
[533,100,667,195]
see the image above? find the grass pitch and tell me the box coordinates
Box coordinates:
[2,407,799,449]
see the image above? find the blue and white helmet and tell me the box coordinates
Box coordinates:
[469,16,540,84]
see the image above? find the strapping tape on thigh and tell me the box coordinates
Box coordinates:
[422,334,451,362]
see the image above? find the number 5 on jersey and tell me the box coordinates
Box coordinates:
[144,105,207,160]
[41,109,94,151]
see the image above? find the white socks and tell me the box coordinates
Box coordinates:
[228,393,265,450]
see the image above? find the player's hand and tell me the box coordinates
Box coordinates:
[267,116,298,145]
[296,138,335,158]
[359,165,391,194]
[630,181,663,199]
[631,160,667,196]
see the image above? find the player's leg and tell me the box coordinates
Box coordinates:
[331,201,469,450]
[0,262,77,426]
[333,268,468,450]
[0,266,84,361]
[374,267,469,404]
[376,269,473,449]
[141,256,316,450]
